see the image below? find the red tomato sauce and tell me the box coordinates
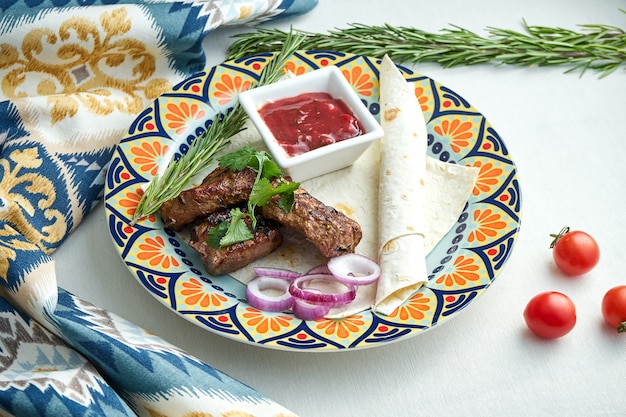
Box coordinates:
[259,92,364,157]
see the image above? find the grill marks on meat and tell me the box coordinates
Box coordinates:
[188,208,282,275]
[159,167,256,231]
[261,188,362,258]
[161,166,363,273]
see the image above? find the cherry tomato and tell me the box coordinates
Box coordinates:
[523,291,576,339]
[550,226,600,276]
[601,285,626,333]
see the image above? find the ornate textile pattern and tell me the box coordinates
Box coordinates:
[0,295,137,416]
[0,1,317,416]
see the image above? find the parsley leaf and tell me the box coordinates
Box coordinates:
[249,178,300,207]
[248,177,275,207]
[218,146,283,178]
[219,208,254,247]
[261,156,283,179]
[207,221,229,249]
[218,146,259,171]
[209,147,300,248]
[278,191,296,213]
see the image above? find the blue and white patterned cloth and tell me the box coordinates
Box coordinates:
[0,1,317,415]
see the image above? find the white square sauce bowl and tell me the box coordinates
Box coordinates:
[238,65,383,182]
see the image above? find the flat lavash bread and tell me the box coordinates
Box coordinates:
[372,55,429,315]
[423,157,479,252]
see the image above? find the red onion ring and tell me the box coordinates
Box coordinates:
[292,299,330,320]
[289,274,356,306]
[248,256,381,318]
[327,254,381,286]
[253,266,300,280]
[245,276,295,312]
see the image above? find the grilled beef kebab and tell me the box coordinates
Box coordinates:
[159,166,362,274]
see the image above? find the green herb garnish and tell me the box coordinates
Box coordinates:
[207,207,252,248]
[130,28,306,225]
[225,19,626,78]
[208,146,300,248]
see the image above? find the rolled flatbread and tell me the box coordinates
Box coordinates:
[373,55,428,315]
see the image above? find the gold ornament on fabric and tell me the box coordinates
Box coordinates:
[0,7,170,124]
[0,148,66,257]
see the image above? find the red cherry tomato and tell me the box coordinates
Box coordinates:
[550,226,600,276]
[601,285,626,333]
[523,291,576,338]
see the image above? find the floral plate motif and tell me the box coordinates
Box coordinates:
[104,51,522,351]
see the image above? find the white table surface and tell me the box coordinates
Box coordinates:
[53,1,626,416]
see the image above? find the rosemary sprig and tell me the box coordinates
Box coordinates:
[226,20,626,78]
[130,28,306,225]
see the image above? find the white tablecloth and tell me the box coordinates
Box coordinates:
[54,1,626,415]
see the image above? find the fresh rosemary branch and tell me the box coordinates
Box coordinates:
[130,29,306,225]
[226,21,626,78]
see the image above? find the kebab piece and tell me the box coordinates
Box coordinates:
[160,166,256,232]
[159,165,362,271]
[261,187,362,258]
[188,207,282,275]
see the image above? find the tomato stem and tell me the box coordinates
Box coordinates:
[549,226,570,248]
[618,322,626,334]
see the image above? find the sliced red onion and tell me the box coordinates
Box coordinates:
[327,253,381,286]
[253,266,300,280]
[246,276,294,312]
[289,274,356,306]
[292,299,330,320]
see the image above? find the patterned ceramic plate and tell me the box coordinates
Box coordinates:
[104,51,522,351]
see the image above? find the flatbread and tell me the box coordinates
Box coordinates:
[373,55,428,315]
